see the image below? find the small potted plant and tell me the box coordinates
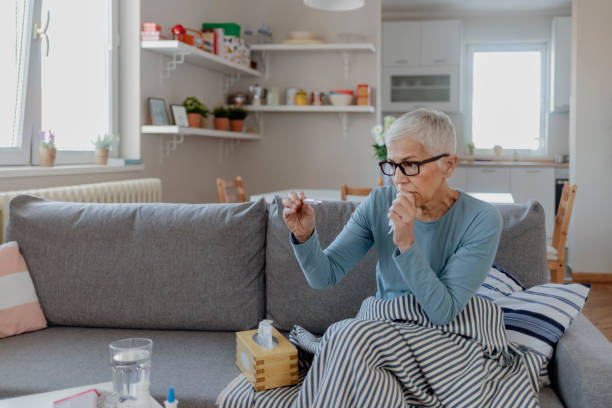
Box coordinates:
[92,133,119,165]
[39,130,56,167]
[467,141,475,156]
[183,96,208,128]
[213,106,229,131]
[228,107,248,132]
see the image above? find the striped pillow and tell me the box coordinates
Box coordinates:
[476,265,590,359]
[0,241,47,338]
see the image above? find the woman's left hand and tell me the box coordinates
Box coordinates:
[388,188,416,253]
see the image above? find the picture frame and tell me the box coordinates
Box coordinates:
[148,97,169,126]
[170,104,189,127]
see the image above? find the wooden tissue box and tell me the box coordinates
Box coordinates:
[235,327,298,391]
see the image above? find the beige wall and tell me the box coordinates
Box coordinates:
[568,0,612,274]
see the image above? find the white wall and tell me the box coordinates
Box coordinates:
[383,14,570,158]
[568,0,612,274]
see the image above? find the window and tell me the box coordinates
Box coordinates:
[1,0,117,166]
[0,0,34,165]
[467,44,547,155]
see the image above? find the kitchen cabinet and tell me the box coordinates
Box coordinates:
[382,20,461,67]
[466,168,510,193]
[382,22,420,67]
[382,65,459,112]
[510,167,555,238]
[447,166,467,191]
[551,17,571,112]
[421,20,461,65]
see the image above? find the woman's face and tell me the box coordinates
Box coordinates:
[387,136,456,206]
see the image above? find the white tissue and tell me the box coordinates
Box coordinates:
[257,319,275,348]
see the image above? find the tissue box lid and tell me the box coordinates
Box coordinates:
[235,328,298,391]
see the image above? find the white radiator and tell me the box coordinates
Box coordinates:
[0,178,162,242]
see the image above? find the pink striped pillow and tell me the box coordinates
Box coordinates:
[0,241,47,338]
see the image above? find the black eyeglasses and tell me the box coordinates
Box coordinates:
[379,154,450,177]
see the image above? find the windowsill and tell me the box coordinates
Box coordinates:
[0,163,144,178]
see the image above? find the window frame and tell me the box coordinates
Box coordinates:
[465,42,549,157]
[0,0,35,165]
[1,0,118,166]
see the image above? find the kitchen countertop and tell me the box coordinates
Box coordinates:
[457,159,569,168]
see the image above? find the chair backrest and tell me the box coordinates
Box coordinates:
[340,184,373,201]
[217,176,247,203]
[377,177,384,187]
[551,182,578,260]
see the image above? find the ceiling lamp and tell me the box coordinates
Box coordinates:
[304,0,365,11]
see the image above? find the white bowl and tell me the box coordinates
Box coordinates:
[290,30,316,40]
[329,93,353,106]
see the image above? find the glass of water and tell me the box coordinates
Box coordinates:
[110,338,153,404]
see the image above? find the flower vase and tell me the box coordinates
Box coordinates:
[39,147,56,167]
[95,148,109,165]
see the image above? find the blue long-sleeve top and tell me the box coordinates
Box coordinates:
[290,186,503,325]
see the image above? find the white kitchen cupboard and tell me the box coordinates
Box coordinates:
[466,168,511,193]
[510,167,555,238]
[382,22,420,66]
[421,20,462,65]
[447,166,467,191]
[382,65,460,112]
[551,17,571,112]
[382,20,461,67]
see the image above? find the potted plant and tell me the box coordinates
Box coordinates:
[183,96,208,128]
[467,141,475,156]
[39,130,56,167]
[213,106,229,131]
[228,107,248,132]
[92,133,119,165]
[371,116,396,185]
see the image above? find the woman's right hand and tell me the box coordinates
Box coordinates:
[282,191,315,243]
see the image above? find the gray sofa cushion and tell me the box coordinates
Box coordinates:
[0,327,240,408]
[493,200,548,288]
[266,197,377,334]
[5,195,267,331]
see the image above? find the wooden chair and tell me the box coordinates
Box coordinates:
[548,182,578,283]
[340,178,385,201]
[216,176,247,203]
[341,185,374,201]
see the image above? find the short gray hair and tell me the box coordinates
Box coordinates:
[385,109,456,156]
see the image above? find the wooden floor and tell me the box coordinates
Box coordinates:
[580,282,612,342]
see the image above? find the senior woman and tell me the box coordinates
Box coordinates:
[282,108,503,325]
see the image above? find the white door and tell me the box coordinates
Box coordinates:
[421,20,462,65]
[466,167,511,193]
[382,65,460,112]
[382,22,420,67]
[510,167,555,238]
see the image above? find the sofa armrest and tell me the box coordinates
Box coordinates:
[549,313,612,408]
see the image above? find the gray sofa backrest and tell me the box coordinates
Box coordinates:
[6,195,267,331]
[266,196,548,334]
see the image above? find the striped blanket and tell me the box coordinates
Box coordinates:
[217,295,547,408]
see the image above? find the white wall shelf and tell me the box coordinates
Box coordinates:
[250,43,376,80]
[250,43,376,53]
[141,40,261,82]
[142,125,261,161]
[243,105,375,113]
[240,105,375,138]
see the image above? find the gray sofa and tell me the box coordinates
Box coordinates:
[1,194,611,407]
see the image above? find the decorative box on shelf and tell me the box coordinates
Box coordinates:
[235,327,298,391]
